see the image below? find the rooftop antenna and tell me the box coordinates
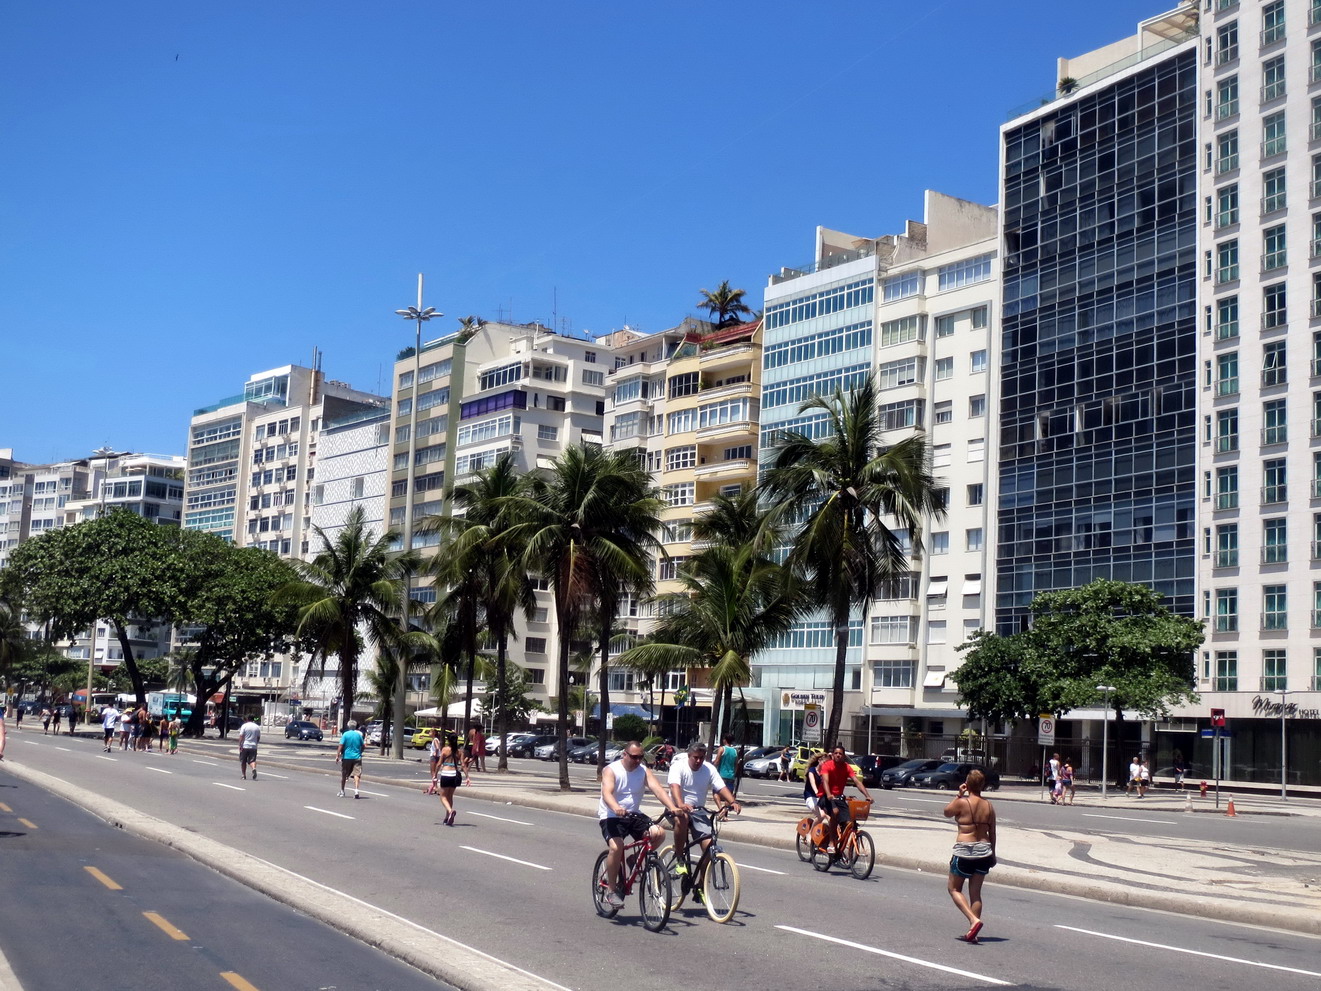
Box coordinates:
[552,286,557,336]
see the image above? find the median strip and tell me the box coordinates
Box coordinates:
[143,911,189,941]
[85,866,123,890]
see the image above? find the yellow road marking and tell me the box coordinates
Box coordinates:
[84,866,123,890]
[220,973,260,991]
[0,802,11,813]
[17,818,37,830]
[142,912,189,941]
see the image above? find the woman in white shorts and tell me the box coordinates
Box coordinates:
[802,752,826,822]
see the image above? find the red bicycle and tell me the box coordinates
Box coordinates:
[591,813,675,932]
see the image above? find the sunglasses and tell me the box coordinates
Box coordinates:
[624,752,644,760]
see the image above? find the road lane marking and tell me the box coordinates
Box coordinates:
[85,866,122,890]
[214,783,245,791]
[1082,813,1179,825]
[17,818,37,830]
[96,755,117,761]
[0,802,10,813]
[356,789,390,798]
[1056,925,1321,977]
[193,760,219,766]
[220,973,260,991]
[899,797,947,804]
[465,811,533,825]
[777,925,1012,986]
[146,766,172,774]
[22,741,39,746]
[143,912,190,940]
[258,772,288,779]
[305,806,355,820]
[461,846,552,871]
[737,863,787,875]
[55,747,70,752]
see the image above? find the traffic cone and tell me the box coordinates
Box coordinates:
[1225,796,1237,817]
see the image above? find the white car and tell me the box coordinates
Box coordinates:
[486,732,535,755]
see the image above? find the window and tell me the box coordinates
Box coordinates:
[665,446,696,471]
[879,315,924,346]
[970,350,987,373]
[882,270,921,301]
[934,357,954,380]
[662,483,695,507]
[546,396,566,412]
[878,356,925,390]
[666,408,696,435]
[352,477,365,500]
[1262,650,1287,692]
[869,616,917,644]
[582,369,604,386]
[873,659,915,688]
[698,397,752,428]
[658,556,688,581]
[1216,465,1239,509]
[525,637,547,654]
[1215,589,1238,632]
[931,531,949,555]
[936,255,991,290]
[926,621,947,645]
[1214,650,1238,691]
[1262,168,1286,215]
[1262,341,1286,387]
[968,438,985,462]
[1216,352,1239,395]
[1263,399,1287,445]
[584,350,597,364]
[969,395,986,418]
[967,483,984,506]
[935,315,955,338]
[668,372,699,399]
[1262,55,1286,102]
[934,401,953,425]
[538,424,559,442]
[1215,296,1239,339]
[1216,408,1239,452]
[1262,111,1287,158]
[1264,457,1287,503]
[1263,226,1287,272]
[932,444,952,468]
[1264,585,1288,630]
[1263,517,1287,564]
[1262,0,1285,46]
[1216,183,1239,227]
[479,362,524,391]
[1217,130,1239,173]
[1264,282,1287,329]
[1217,20,1238,64]
[1216,239,1239,282]
[1217,75,1239,119]
[1215,523,1239,567]
[966,528,983,551]
[970,306,988,329]
[878,399,923,431]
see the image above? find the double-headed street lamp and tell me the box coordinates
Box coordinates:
[391,275,442,760]
[1097,684,1116,802]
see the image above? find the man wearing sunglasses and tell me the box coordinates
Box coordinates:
[598,741,678,907]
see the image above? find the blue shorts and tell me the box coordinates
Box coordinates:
[950,853,996,878]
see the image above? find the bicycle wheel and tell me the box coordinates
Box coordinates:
[592,851,620,919]
[656,844,688,910]
[849,829,875,880]
[836,832,857,871]
[811,840,834,872]
[639,854,672,932]
[795,819,812,862]
[702,852,741,924]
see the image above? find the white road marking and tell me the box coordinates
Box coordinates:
[22,740,39,746]
[355,789,390,798]
[1057,925,1321,977]
[193,760,219,767]
[738,863,787,875]
[778,925,1012,986]
[146,766,172,775]
[899,797,947,804]
[305,806,355,820]
[55,747,70,752]
[259,772,288,779]
[214,782,245,791]
[465,811,534,825]
[460,846,552,871]
[1082,813,1178,825]
[96,755,117,762]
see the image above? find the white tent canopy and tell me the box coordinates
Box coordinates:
[412,700,485,720]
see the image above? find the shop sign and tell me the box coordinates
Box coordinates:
[781,690,827,711]
[1251,696,1321,720]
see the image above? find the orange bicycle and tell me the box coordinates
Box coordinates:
[591,812,675,931]
[795,797,874,879]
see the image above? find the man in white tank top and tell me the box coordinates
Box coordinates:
[598,741,678,907]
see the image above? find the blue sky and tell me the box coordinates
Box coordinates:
[2,1,1164,462]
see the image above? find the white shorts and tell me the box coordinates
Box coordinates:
[805,797,819,812]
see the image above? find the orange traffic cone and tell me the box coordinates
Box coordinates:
[1225,797,1237,817]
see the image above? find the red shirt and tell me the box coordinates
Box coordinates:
[820,757,852,797]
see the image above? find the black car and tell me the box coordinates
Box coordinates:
[508,734,557,758]
[284,720,324,742]
[17,699,46,715]
[880,758,943,789]
[912,762,1001,791]
[853,754,910,788]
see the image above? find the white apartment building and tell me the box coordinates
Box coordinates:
[755,191,997,751]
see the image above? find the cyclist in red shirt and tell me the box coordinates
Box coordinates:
[819,744,872,853]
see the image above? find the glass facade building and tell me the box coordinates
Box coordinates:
[996,46,1200,633]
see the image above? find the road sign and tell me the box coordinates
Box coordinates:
[1200,728,1233,738]
[1210,707,1226,727]
[1038,716,1055,746]
[803,705,822,743]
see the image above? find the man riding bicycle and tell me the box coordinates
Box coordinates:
[819,744,872,852]
[598,740,679,907]
[668,742,741,874]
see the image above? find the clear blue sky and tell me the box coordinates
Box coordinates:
[2,1,1164,462]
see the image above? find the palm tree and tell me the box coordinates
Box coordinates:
[502,445,662,791]
[696,280,753,328]
[0,598,29,679]
[761,376,942,748]
[274,507,416,730]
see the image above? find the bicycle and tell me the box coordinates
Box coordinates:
[657,806,741,924]
[591,812,675,932]
[795,797,875,880]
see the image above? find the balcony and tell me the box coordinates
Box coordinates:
[1216,101,1239,121]
[1260,195,1284,216]
[1261,612,1288,631]
[1312,1,1321,26]
[1261,26,1286,48]
[1262,310,1287,330]
[695,419,757,443]
[1260,677,1288,692]
[1262,545,1288,565]
[1313,478,1321,498]
[1216,47,1238,67]
[1215,0,1236,9]
[1215,264,1239,284]
[1261,252,1287,274]
[693,457,755,481]
[1214,550,1239,568]
[1261,137,1287,159]
[1261,484,1287,505]
[1214,616,1238,632]
[1261,82,1286,103]
[1217,155,1240,176]
[1261,426,1287,446]
[1314,610,1321,629]
[1215,320,1239,340]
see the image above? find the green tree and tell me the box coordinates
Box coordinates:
[611,712,648,742]
[504,444,660,790]
[761,376,942,748]
[953,579,1204,780]
[274,507,416,730]
[0,511,185,705]
[0,598,30,686]
[696,280,753,328]
[478,663,544,731]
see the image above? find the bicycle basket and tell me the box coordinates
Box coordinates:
[847,798,871,821]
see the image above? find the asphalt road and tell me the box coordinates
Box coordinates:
[0,766,450,991]
[5,732,1321,991]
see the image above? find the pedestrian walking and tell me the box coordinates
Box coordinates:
[436,731,466,826]
[716,734,738,803]
[118,708,133,750]
[337,720,365,798]
[1139,758,1151,797]
[466,721,486,773]
[237,716,261,779]
[100,703,121,752]
[14,705,22,730]
[1125,755,1142,797]
[1060,758,1076,805]
[168,716,182,755]
[157,715,169,752]
[1047,752,1061,803]
[943,768,997,944]
[1172,751,1188,791]
[778,745,792,782]
[41,706,51,735]
[140,713,156,752]
[51,706,61,734]
[0,703,7,761]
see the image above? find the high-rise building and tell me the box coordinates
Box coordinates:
[755,192,997,750]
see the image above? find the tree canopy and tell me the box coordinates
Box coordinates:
[952,579,1204,724]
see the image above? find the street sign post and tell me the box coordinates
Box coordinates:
[803,705,822,744]
[1210,709,1228,809]
[1038,715,1055,800]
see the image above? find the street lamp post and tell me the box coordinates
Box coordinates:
[391,275,442,760]
[1279,688,1291,800]
[1097,684,1115,802]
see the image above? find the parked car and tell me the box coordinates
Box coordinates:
[880,758,944,789]
[743,752,783,778]
[411,727,441,750]
[853,754,909,788]
[569,739,602,763]
[365,722,414,746]
[509,734,557,758]
[537,736,593,760]
[589,743,627,765]
[787,746,862,782]
[912,762,1001,791]
[487,732,536,755]
[17,699,46,715]
[284,720,324,742]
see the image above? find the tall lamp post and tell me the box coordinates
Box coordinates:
[1278,688,1292,800]
[391,275,442,760]
[1097,684,1115,802]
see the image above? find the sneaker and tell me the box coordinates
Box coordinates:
[673,862,688,876]
[354,790,360,799]
[605,889,625,908]
[251,773,257,780]
[337,789,345,797]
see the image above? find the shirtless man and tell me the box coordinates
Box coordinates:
[942,769,997,944]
